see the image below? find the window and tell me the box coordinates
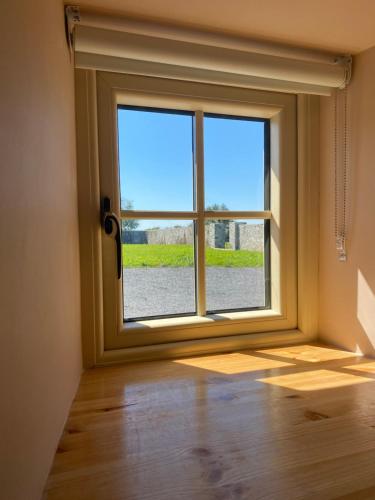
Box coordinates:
[81,72,301,356]
[118,106,271,322]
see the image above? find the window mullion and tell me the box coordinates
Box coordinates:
[195,110,206,316]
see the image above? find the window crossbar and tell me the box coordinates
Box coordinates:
[120,210,272,220]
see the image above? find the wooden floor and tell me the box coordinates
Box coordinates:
[44,344,375,500]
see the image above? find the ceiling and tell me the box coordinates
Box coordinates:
[80,0,375,54]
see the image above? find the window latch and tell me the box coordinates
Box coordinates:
[101,197,122,279]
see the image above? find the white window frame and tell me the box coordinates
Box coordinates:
[75,70,319,366]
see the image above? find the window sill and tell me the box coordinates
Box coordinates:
[122,308,282,333]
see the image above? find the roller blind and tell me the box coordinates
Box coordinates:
[66,6,352,96]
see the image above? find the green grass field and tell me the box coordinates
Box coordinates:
[122,244,263,268]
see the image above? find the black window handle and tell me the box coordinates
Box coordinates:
[102,197,122,279]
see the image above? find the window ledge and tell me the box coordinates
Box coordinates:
[123,309,282,332]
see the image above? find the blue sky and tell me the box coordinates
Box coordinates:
[118,107,265,229]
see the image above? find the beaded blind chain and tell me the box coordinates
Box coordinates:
[334,88,349,262]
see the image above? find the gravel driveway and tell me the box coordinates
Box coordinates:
[123,267,265,320]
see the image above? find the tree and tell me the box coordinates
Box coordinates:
[121,199,139,231]
[206,203,229,212]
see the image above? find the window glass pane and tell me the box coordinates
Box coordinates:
[118,107,194,211]
[122,219,196,321]
[205,219,268,312]
[204,114,267,211]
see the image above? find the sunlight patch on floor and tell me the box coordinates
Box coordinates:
[344,361,375,375]
[173,352,294,374]
[256,345,360,363]
[258,369,373,391]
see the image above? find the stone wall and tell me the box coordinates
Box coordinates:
[122,222,263,251]
[237,223,264,251]
[123,230,148,244]
[229,222,240,250]
[123,225,194,245]
[205,222,226,248]
[146,225,194,245]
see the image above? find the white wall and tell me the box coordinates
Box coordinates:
[319,46,375,355]
[0,1,82,499]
